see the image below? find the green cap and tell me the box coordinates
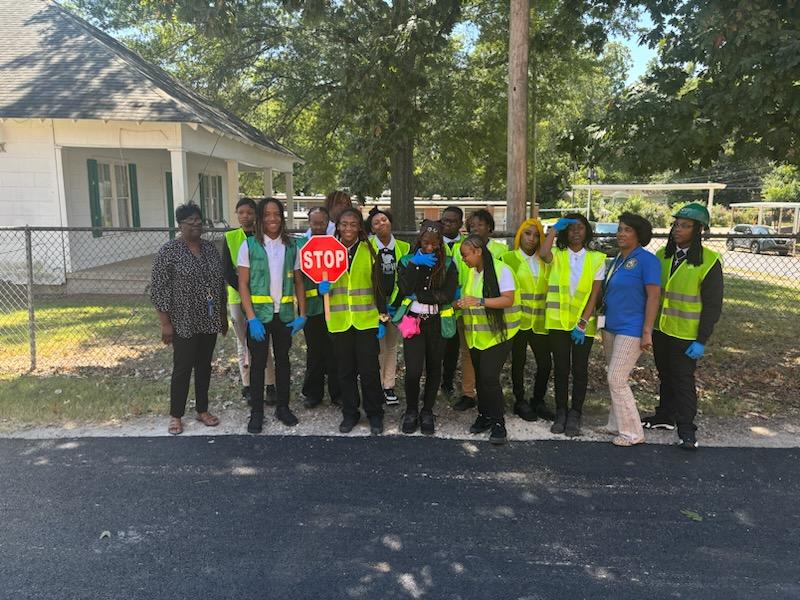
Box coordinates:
[672,202,710,226]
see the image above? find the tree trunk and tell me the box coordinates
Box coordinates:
[506,0,529,232]
[390,132,416,231]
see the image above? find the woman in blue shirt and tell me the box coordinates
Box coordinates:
[601,212,661,446]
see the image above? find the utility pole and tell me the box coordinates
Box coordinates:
[507,0,529,232]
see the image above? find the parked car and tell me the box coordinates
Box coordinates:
[726,224,791,256]
[589,222,619,256]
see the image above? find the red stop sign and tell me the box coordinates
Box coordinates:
[299,235,349,283]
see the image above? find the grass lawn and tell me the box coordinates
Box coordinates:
[1,277,798,429]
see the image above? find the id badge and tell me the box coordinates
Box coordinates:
[207,296,215,317]
[597,315,606,330]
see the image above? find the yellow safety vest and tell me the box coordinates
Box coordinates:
[655,247,721,341]
[224,228,248,304]
[545,247,605,336]
[502,249,551,334]
[461,260,521,350]
[246,236,298,324]
[370,236,410,305]
[327,241,380,333]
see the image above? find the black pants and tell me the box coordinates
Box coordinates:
[469,339,512,421]
[170,333,217,418]
[247,316,292,412]
[302,313,341,402]
[549,329,593,413]
[511,329,552,405]
[652,329,698,434]
[403,316,446,412]
[330,326,384,419]
[441,330,460,388]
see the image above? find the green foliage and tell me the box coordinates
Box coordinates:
[763,165,800,203]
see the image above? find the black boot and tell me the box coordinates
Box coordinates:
[419,410,435,435]
[275,405,298,427]
[550,409,567,434]
[247,411,264,434]
[564,409,582,437]
[513,400,538,422]
[532,400,555,421]
[401,409,419,434]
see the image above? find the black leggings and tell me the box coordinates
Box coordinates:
[170,333,217,418]
[469,339,513,421]
[247,316,292,412]
[652,329,698,434]
[330,327,384,419]
[402,316,446,412]
[511,329,551,404]
[549,329,593,413]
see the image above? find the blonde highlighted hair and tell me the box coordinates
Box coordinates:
[513,218,545,250]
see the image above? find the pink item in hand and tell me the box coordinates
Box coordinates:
[397,314,421,339]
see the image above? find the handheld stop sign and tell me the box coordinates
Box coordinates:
[299,235,349,320]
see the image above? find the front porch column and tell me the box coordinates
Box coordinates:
[263,168,273,197]
[169,150,189,204]
[284,171,294,228]
[226,159,239,223]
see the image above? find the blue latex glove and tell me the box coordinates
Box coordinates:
[376,322,386,340]
[387,304,397,318]
[318,280,331,295]
[410,249,437,268]
[570,326,586,345]
[247,318,266,342]
[553,218,579,232]
[685,341,705,360]
[454,286,462,301]
[286,315,307,336]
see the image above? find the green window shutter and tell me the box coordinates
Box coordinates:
[165,172,175,240]
[215,176,224,222]
[87,159,102,238]
[198,174,206,220]
[128,163,141,228]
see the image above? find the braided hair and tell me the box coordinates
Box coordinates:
[462,234,506,342]
[335,207,384,308]
[254,197,291,246]
[410,219,447,288]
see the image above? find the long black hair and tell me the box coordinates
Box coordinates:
[555,212,593,250]
[410,219,447,288]
[254,197,291,246]
[461,234,506,341]
[664,220,704,266]
[335,207,384,308]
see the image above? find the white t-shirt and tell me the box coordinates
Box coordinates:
[238,235,301,313]
[567,247,605,297]
[468,264,516,298]
[519,248,540,278]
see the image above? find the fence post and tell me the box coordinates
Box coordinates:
[24,227,36,372]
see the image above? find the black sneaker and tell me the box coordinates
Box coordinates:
[677,430,699,451]
[564,409,582,437]
[489,421,508,445]
[469,414,494,434]
[339,414,360,433]
[401,410,419,434]
[301,394,322,409]
[247,411,264,434]
[532,401,556,421]
[275,406,298,427]
[453,395,477,411]
[369,415,384,435]
[383,389,399,405]
[419,410,435,435]
[550,409,567,434]
[513,401,538,422]
[441,382,455,398]
[242,386,251,404]
[642,414,675,430]
[264,384,277,406]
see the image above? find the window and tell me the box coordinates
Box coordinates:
[199,174,224,223]
[98,162,133,227]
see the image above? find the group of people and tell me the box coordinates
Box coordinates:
[151,191,723,449]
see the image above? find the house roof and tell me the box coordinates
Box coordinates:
[0,0,300,161]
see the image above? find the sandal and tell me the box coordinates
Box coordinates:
[168,417,183,435]
[612,436,644,447]
[196,412,220,427]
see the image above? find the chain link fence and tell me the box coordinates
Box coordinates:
[1,227,798,386]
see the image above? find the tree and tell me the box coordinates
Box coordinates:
[763,164,800,203]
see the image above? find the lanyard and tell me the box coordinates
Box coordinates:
[601,248,638,312]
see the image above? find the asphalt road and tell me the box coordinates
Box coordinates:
[2,436,799,600]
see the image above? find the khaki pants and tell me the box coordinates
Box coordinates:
[602,331,645,442]
[229,303,274,388]
[457,318,476,398]
[378,321,400,390]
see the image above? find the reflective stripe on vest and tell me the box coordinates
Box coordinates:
[225,228,248,304]
[544,248,605,336]
[327,242,379,333]
[246,236,297,324]
[655,246,720,340]
[502,249,551,334]
[461,260,521,350]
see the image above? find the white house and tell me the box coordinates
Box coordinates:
[0,0,300,279]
